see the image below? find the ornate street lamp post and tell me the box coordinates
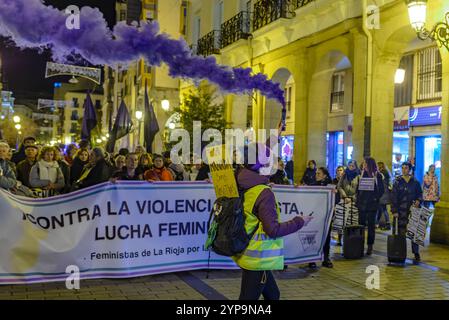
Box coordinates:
[406,0,449,50]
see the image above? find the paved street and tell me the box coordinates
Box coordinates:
[1,229,448,300]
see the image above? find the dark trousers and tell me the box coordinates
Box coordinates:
[359,209,377,245]
[323,222,332,259]
[239,269,280,300]
[376,204,390,225]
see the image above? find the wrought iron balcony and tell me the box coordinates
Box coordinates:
[293,0,314,10]
[221,11,251,48]
[197,30,221,56]
[253,0,296,31]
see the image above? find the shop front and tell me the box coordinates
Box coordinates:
[409,106,442,185]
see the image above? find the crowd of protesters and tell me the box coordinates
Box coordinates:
[0,137,213,197]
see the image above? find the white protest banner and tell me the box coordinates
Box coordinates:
[407,206,433,246]
[0,182,334,284]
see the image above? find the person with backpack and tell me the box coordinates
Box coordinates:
[233,143,313,300]
[356,157,384,256]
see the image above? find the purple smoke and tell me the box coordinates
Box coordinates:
[0,0,286,112]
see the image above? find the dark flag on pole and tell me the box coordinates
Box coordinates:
[144,82,159,153]
[106,100,133,153]
[81,92,98,141]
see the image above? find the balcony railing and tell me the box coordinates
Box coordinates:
[197,30,221,56]
[221,11,251,48]
[330,91,345,112]
[253,0,296,31]
[294,0,314,10]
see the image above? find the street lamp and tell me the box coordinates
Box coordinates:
[14,123,21,150]
[395,68,406,84]
[135,110,143,146]
[406,0,449,50]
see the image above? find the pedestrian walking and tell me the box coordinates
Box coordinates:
[233,143,312,300]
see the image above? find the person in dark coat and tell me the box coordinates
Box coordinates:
[74,147,112,190]
[70,148,89,185]
[234,143,312,300]
[111,153,143,181]
[300,160,317,186]
[309,167,334,268]
[16,145,38,188]
[11,136,36,165]
[391,162,423,263]
[195,162,210,181]
[356,157,385,256]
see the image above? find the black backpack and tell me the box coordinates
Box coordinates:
[205,192,259,257]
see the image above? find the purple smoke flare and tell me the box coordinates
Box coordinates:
[0,0,286,124]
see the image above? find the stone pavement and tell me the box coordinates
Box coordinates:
[1,230,448,300]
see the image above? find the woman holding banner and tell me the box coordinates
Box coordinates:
[29,146,65,197]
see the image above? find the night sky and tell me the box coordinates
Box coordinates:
[0,0,116,100]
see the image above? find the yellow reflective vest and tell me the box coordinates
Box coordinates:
[232,184,284,270]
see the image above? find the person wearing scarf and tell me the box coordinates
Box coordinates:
[29,146,65,197]
[144,154,173,181]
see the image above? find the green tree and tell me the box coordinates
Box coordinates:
[170,87,230,151]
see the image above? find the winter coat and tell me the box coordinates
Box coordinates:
[356,171,385,212]
[391,175,422,227]
[113,167,144,181]
[76,159,112,189]
[301,168,316,186]
[144,167,173,181]
[11,145,26,165]
[70,157,89,185]
[16,159,36,188]
[237,167,304,238]
[270,169,290,185]
[337,171,359,200]
[0,159,17,189]
[29,161,65,195]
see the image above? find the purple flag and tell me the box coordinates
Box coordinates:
[106,100,133,153]
[81,92,98,141]
[144,83,159,153]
